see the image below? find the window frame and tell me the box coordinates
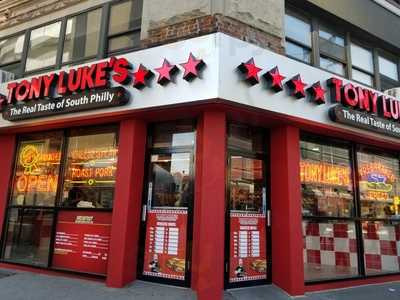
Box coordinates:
[285,5,400,91]
[301,132,400,284]
[0,123,119,270]
[0,0,143,79]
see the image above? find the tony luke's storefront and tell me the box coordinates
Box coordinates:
[0,33,400,299]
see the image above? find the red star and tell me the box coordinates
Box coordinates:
[286,74,307,99]
[154,59,178,85]
[180,53,205,81]
[307,81,326,104]
[263,66,286,92]
[133,64,153,89]
[237,58,263,85]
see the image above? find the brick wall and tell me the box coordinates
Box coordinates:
[0,0,87,30]
[143,14,284,54]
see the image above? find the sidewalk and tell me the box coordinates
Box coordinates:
[0,269,398,300]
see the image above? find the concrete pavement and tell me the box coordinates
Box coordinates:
[0,269,398,300]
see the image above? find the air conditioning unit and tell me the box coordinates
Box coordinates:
[0,70,14,83]
[385,87,400,98]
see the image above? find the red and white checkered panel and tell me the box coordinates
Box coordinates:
[303,221,358,269]
[362,222,400,273]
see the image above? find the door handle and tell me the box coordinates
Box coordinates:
[142,204,147,221]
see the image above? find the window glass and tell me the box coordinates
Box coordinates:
[378,56,399,81]
[149,153,192,208]
[350,43,374,73]
[380,76,399,92]
[0,34,24,65]
[303,220,359,281]
[228,123,265,153]
[151,121,195,148]
[63,9,102,63]
[11,132,63,207]
[109,0,142,35]
[108,32,140,52]
[230,156,264,212]
[300,140,354,217]
[61,127,118,208]
[1,62,20,78]
[352,68,373,86]
[26,22,61,71]
[286,41,311,63]
[320,56,345,76]
[285,13,311,46]
[319,25,345,61]
[357,151,400,219]
[3,208,53,267]
[362,221,400,275]
[108,0,142,52]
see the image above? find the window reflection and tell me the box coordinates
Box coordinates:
[26,22,61,71]
[63,9,102,63]
[11,132,63,207]
[152,121,195,148]
[0,34,24,65]
[150,153,191,208]
[62,128,118,209]
[357,151,400,219]
[230,157,264,212]
[300,140,354,218]
[3,208,53,267]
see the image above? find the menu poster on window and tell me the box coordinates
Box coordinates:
[52,211,111,275]
[229,213,267,283]
[143,209,188,281]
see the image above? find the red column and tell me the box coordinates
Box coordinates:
[192,110,226,300]
[0,134,16,237]
[270,126,304,296]
[106,119,147,287]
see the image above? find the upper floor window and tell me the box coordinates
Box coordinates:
[285,12,312,64]
[0,34,25,75]
[0,0,143,79]
[350,43,374,86]
[62,8,102,64]
[284,7,400,91]
[108,0,142,54]
[378,54,399,90]
[26,22,62,72]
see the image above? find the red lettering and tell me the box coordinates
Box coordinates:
[112,57,131,84]
[390,98,399,120]
[80,65,96,90]
[357,87,370,111]
[42,74,56,97]
[342,84,358,107]
[7,82,17,104]
[15,80,30,102]
[28,76,43,100]
[327,77,343,103]
[68,68,82,93]
[57,71,68,95]
[381,95,392,119]
[94,61,109,88]
[369,91,379,114]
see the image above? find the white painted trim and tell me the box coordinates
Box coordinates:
[373,0,400,17]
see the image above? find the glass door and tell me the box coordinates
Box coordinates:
[139,120,195,286]
[225,123,270,288]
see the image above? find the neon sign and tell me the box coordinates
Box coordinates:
[300,161,351,186]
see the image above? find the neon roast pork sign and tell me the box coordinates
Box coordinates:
[0,53,205,121]
[237,58,400,138]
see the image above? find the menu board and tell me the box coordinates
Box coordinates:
[229,212,267,283]
[52,211,111,275]
[143,209,187,280]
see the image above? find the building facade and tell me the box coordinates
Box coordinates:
[0,0,400,299]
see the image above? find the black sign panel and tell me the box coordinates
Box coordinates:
[329,105,400,138]
[2,87,129,121]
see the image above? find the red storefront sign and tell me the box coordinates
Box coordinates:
[143,209,188,281]
[52,211,111,275]
[229,212,267,283]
